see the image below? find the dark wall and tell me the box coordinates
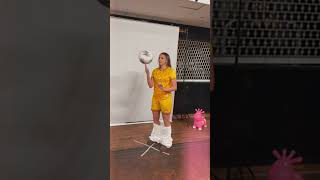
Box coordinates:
[174,82,210,114]
[179,26,210,42]
[211,64,320,167]
[174,27,211,114]
[3,1,109,180]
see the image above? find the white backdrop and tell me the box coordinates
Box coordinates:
[110,17,179,125]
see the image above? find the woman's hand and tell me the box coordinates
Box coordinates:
[158,79,177,92]
[158,83,170,92]
[158,83,165,91]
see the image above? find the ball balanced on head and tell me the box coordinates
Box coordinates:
[139,50,153,64]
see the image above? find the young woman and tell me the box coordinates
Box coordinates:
[144,52,177,148]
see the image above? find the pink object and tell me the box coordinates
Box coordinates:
[193,108,207,130]
[268,149,304,180]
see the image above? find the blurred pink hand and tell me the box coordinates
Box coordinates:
[268,149,304,180]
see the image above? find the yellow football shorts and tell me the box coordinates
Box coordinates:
[151,96,173,114]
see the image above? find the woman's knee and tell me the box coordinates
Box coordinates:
[162,113,171,127]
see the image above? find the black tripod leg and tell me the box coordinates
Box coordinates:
[246,166,255,180]
[238,167,244,180]
[226,168,231,180]
[212,174,220,180]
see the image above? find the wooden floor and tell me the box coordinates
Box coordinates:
[110,114,210,151]
[110,115,320,180]
[213,164,320,180]
[110,115,211,180]
[111,140,210,180]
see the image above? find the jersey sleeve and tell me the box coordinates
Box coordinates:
[170,69,176,80]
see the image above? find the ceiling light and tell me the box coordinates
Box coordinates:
[189,0,210,5]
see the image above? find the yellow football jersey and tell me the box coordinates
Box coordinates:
[151,67,176,99]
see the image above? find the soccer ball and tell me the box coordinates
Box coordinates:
[138,50,153,64]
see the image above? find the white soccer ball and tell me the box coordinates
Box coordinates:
[138,50,153,64]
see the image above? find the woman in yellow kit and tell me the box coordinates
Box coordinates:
[144,52,177,148]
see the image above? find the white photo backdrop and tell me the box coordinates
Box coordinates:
[110,17,179,125]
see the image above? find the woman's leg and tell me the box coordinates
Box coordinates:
[162,113,171,127]
[160,112,173,148]
[159,97,172,127]
[149,110,161,143]
[158,97,173,148]
[152,110,160,125]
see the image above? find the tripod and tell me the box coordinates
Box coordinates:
[173,27,192,124]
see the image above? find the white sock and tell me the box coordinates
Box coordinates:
[149,123,161,143]
[160,126,173,148]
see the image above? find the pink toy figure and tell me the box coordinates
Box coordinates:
[268,149,304,180]
[193,108,207,130]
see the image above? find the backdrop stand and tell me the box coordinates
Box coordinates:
[173,27,192,125]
